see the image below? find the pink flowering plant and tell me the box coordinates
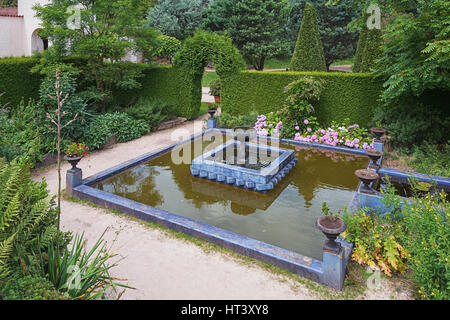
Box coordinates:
[294,118,375,150]
[254,113,283,137]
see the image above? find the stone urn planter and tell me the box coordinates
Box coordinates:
[355,169,380,193]
[365,149,383,169]
[316,216,346,253]
[64,155,82,171]
[370,127,386,142]
[207,108,217,119]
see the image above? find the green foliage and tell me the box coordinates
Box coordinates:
[352,26,367,73]
[400,192,449,300]
[45,232,130,300]
[125,97,176,131]
[372,94,450,148]
[0,99,44,164]
[154,35,182,63]
[342,207,408,277]
[342,178,450,299]
[34,0,159,111]
[173,30,246,118]
[359,28,383,73]
[146,0,211,40]
[222,71,382,128]
[290,2,326,72]
[374,1,450,106]
[285,0,358,69]
[203,0,290,70]
[408,143,450,178]
[217,111,258,129]
[0,0,18,7]
[81,113,150,150]
[0,158,60,281]
[0,57,41,109]
[0,274,63,300]
[208,79,221,96]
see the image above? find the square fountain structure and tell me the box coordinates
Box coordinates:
[190,139,298,192]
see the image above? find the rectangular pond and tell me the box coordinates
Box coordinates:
[90,132,368,261]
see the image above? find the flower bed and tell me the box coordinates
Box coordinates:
[254,115,375,150]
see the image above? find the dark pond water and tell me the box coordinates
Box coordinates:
[93,135,368,260]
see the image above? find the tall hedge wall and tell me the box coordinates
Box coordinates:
[0,57,42,108]
[0,57,190,117]
[222,71,383,127]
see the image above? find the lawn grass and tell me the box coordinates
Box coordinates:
[331,57,355,66]
[202,71,219,87]
[199,102,211,116]
[263,57,291,69]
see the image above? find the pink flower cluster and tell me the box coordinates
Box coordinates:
[254,115,282,136]
[293,121,375,150]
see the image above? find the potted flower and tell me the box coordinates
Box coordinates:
[316,202,346,253]
[209,79,221,103]
[64,142,89,170]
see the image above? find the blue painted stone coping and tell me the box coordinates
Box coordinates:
[72,128,359,291]
[190,139,298,192]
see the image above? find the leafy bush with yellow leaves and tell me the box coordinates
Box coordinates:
[342,179,449,300]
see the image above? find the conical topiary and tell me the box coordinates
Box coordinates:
[359,27,383,72]
[352,26,368,72]
[290,2,326,72]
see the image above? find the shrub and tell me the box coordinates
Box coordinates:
[0,57,41,109]
[353,27,367,73]
[359,28,383,73]
[81,113,150,150]
[154,35,182,63]
[208,79,221,97]
[0,274,63,300]
[400,192,449,300]
[125,97,176,131]
[290,2,326,72]
[408,143,450,178]
[342,180,450,300]
[372,96,450,148]
[0,158,61,280]
[222,71,382,128]
[217,111,258,129]
[46,232,130,300]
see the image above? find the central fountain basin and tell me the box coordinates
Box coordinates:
[190,139,298,192]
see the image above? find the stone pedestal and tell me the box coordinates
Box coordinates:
[66,168,82,196]
[207,118,217,129]
[321,238,353,291]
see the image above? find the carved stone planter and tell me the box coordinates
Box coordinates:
[316,217,346,253]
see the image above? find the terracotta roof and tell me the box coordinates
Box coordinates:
[0,8,23,17]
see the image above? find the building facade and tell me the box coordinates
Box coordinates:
[0,0,49,57]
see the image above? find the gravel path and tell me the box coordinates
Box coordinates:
[31,117,413,300]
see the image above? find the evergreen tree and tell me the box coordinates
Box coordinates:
[285,0,358,70]
[352,26,367,72]
[147,0,211,41]
[203,0,289,70]
[359,28,383,72]
[290,2,326,71]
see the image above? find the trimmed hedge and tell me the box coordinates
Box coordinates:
[222,71,383,127]
[0,57,42,108]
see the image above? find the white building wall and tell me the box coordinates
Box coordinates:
[0,16,25,57]
[18,0,50,55]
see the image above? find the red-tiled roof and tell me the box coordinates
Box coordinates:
[0,8,23,17]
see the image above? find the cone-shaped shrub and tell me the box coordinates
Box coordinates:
[352,27,368,73]
[290,2,326,72]
[359,28,383,72]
